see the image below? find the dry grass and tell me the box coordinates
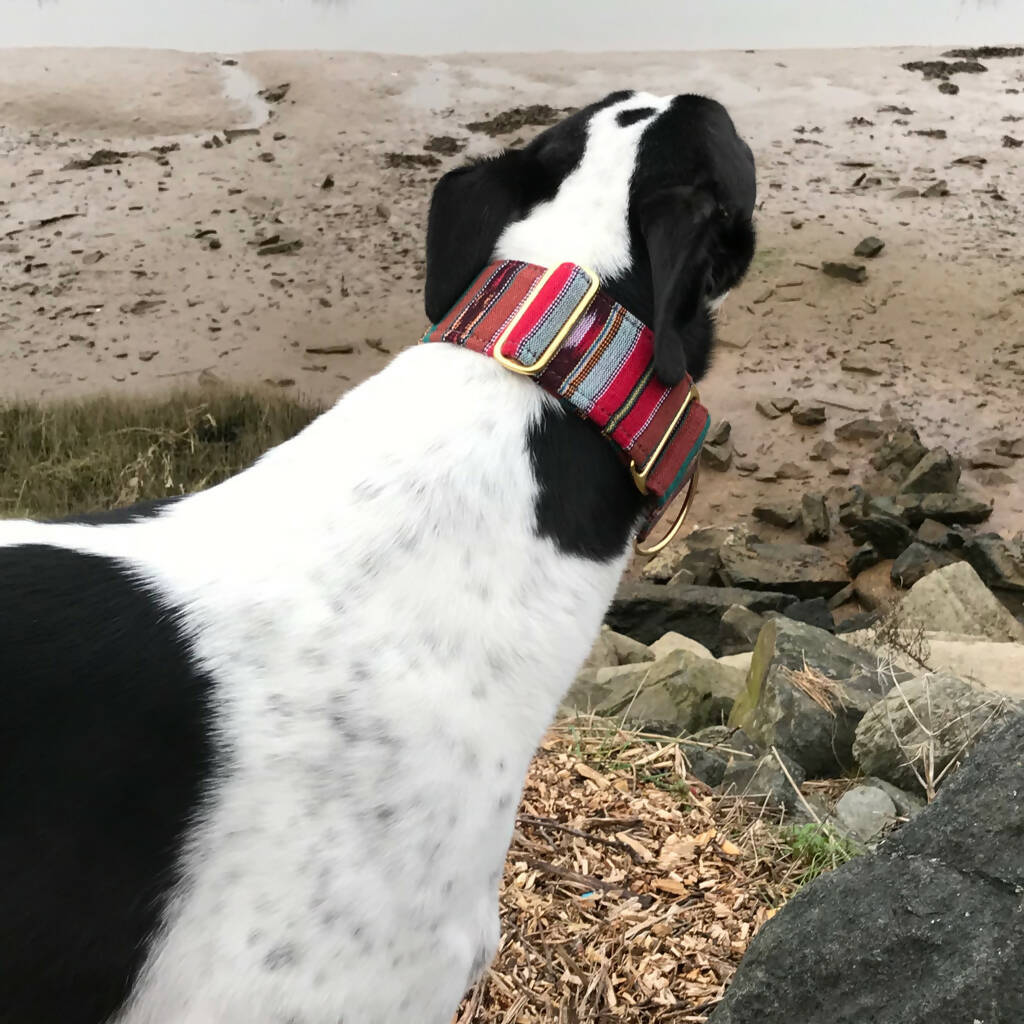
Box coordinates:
[0,388,320,519]
[468,719,855,1024]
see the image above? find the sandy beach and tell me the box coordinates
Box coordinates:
[2,44,1023,540]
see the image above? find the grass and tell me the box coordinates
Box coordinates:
[0,388,321,520]
[779,822,860,886]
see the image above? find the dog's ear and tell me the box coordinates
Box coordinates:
[637,185,719,385]
[424,151,525,323]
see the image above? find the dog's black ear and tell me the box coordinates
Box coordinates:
[424,151,525,324]
[637,185,718,385]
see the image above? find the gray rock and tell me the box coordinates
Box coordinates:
[914,492,993,526]
[682,726,759,787]
[899,447,960,494]
[606,629,656,665]
[800,493,830,543]
[753,502,800,529]
[702,440,733,472]
[834,417,886,441]
[707,420,732,447]
[900,561,1024,643]
[962,533,1024,592]
[720,750,807,812]
[822,261,867,283]
[840,355,880,374]
[640,544,691,583]
[809,439,837,461]
[890,542,955,588]
[728,618,887,777]
[845,508,916,558]
[860,776,926,819]
[719,543,849,600]
[833,785,896,842]
[792,403,826,426]
[708,715,1024,1024]
[847,543,881,576]
[871,427,927,471]
[593,650,747,735]
[772,598,835,634]
[922,178,949,198]
[853,236,885,258]
[649,631,715,661]
[915,517,963,549]
[678,548,723,587]
[720,604,769,657]
[755,398,784,420]
[853,673,1014,793]
[606,582,796,652]
[580,628,620,672]
[827,582,856,610]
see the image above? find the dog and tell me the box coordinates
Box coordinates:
[0,90,755,1024]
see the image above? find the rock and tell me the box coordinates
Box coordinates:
[593,650,747,734]
[827,582,856,611]
[962,533,1024,592]
[860,776,926,819]
[641,544,691,583]
[822,261,867,283]
[847,543,881,576]
[606,582,796,652]
[791,403,826,426]
[771,397,798,413]
[853,673,1013,792]
[892,187,919,199]
[753,501,800,529]
[719,750,807,813]
[702,441,733,471]
[649,631,714,661]
[890,542,956,588]
[755,399,784,420]
[853,560,900,612]
[952,153,987,167]
[707,715,1024,1024]
[667,568,696,587]
[829,459,851,476]
[728,618,886,777]
[916,518,963,549]
[938,80,960,95]
[581,628,620,672]
[853,236,885,258]
[774,598,835,634]
[686,525,754,552]
[423,134,466,155]
[900,561,1024,643]
[833,785,896,842]
[846,509,916,558]
[800,493,830,543]
[834,610,882,634]
[682,726,759,786]
[996,436,1024,459]
[914,493,992,526]
[719,605,768,656]
[718,543,849,600]
[258,82,291,103]
[968,446,1012,469]
[834,417,886,441]
[775,462,812,481]
[871,427,928,471]
[922,179,949,198]
[840,355,881,375]
[677,548,722,587]
[606,629,656,665]
[899,447,960,494]
[707,420,732,447]
[809,439,836,461]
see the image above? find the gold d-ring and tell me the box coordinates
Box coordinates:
[635,461,701,556]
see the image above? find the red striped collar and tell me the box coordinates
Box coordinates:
[422,260,709,551]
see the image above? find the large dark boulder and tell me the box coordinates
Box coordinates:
[708,715,1024,1024]
[605,582,795,653]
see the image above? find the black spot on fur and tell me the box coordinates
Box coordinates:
[264,943,298,971]
[56,494,183,525]
[616,106,656,127]
[0,544,216,1024]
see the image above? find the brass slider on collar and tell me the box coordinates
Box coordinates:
[492,265,600,375]
[629,384,700,495]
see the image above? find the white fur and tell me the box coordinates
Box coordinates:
[0,346,630,1024]
[495,92,672,276]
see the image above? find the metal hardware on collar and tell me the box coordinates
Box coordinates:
[634,462,701,556]
[629,385,700,495]
[492,264,600,375]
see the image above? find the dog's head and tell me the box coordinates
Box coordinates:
[424,90,756,384]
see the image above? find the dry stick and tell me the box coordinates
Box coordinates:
[516,814,644,860]
[770,745,822,824]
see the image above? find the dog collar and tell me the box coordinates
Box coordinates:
[422,260,709,552]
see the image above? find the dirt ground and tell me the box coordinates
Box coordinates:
[2,45,1023,539]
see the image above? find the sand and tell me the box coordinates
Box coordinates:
[2,45,1023,539]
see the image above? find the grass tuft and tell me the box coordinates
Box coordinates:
[780,822,860,886]
[0,388,321,520]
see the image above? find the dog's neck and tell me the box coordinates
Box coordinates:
[423,259,709,555]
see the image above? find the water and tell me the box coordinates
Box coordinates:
[3,0,1023,53]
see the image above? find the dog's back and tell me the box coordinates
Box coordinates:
[0,90,755,1024]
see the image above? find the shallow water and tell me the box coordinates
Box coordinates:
[5,0,1024,53]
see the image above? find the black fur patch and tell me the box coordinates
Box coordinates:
[529,403,644,560]
[616,106,656,127]
[0,544,216,1024]
[57,495,183,525]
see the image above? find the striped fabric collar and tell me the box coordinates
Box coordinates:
[422,260,709,549]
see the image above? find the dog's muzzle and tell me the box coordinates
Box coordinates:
[422,261,708,554]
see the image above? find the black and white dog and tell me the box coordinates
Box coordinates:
[0,91,755,1024]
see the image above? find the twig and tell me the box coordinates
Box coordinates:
[770,745,822,824]
[516,814,644,861]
